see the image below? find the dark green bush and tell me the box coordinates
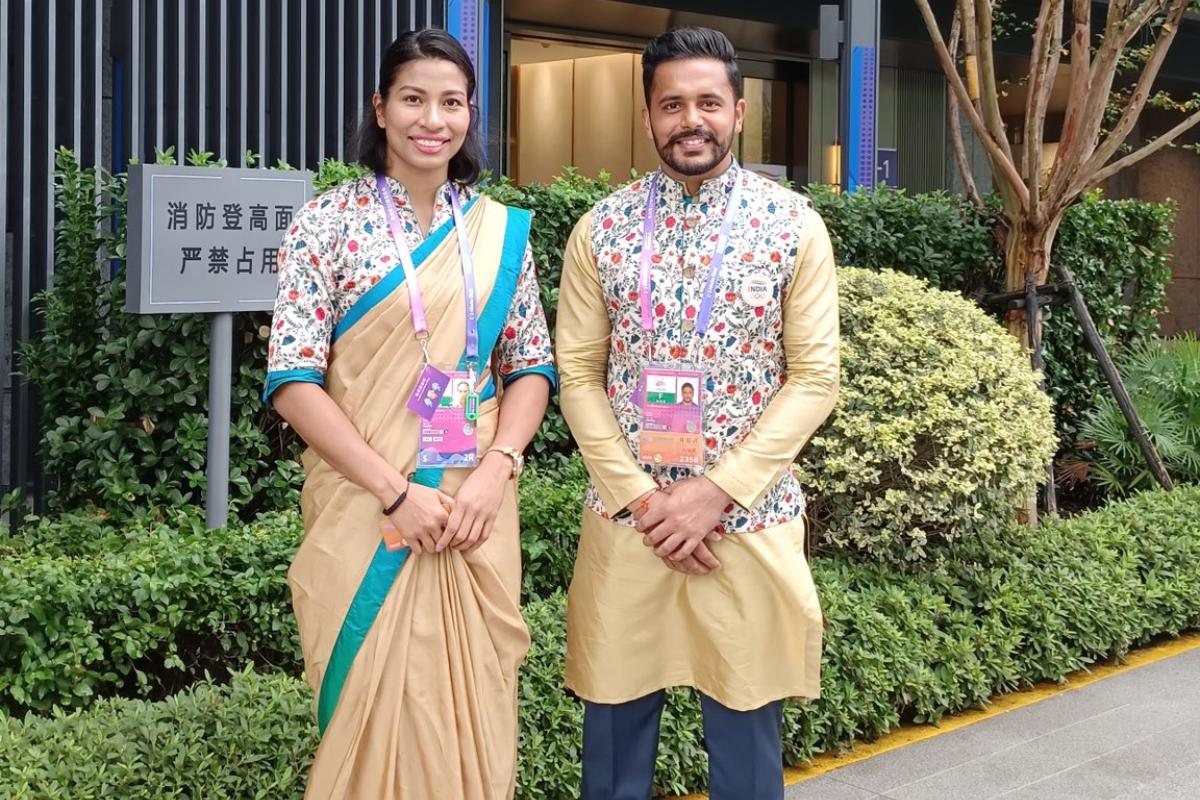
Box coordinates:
[1048,192,1176,450]
[518,455,587,601]
[0,508,300,714]
[808,183,1001,292]
[0,668,316,799]
[2,488,1197,797]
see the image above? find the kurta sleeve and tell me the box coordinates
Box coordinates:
[495,242,557,392]
[556,212,659,514]
[705,208,841,510]
[262,200,338,405]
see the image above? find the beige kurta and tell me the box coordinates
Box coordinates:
[555,165,840,710]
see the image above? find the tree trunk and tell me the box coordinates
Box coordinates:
[1003,216,1061,342]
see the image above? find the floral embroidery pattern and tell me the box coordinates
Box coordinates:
[267,176,552,383]
[586,164,816,533]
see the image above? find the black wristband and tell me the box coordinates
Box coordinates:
[383,487,409,516]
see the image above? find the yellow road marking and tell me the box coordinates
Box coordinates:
[675,632,1200,799]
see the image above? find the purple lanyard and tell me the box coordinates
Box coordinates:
[639,169,743,343]
[375,173,479,368]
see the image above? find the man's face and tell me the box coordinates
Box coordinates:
[681,384,695,403]
[643,58,745,179]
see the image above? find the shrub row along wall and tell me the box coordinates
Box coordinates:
[20,153,1173,522]
[1,487,1197,798]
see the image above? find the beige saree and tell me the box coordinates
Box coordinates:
[288,195,533,799]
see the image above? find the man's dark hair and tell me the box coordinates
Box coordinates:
[641,27,742,102]
[351,29,483,185]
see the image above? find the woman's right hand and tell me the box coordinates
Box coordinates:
[386,483,454,555]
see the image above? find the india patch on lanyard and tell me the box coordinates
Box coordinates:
[637,365,705,468]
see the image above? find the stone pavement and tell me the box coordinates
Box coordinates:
[788,645,1200,800]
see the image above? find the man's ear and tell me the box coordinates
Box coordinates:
[733,97,747,135]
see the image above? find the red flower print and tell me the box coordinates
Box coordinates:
[751,218,761,228]
[715,322,726,332]
[764,342,776,352]
[703,344,716,359]
[741,343,752,354]
[716,414,727,423]
[504,326,517,340]
[684,305,697,319]
[609,385,618,398]
[290,224,299,234]
[725,292,737,302]
[723,503,736,514]
[356,196,368,207]
[276,320,285,329]
[310,254,320,266]
[314,307,326,321]
[628,291,639,302]
[347,240,358,252]
[532,336,541,346]
[344,281,356,290]
[603,218,614,229]
[654,303,666,317]
[652,254,663,264]
[370,275,381,285]
[770,251,781,262]
[755,306,765,318]
[742,252,754,262]
[705,436,717,450]
[287,289,300,301]
[611,252,622,264]
[752,391,762,404]
[616,340,626,353]
[670,345,687,359]
[666,216,677,228]
[301,346,315,358]
[701,255,712,266]
[726,384,736,395]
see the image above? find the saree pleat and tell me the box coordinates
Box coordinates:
[289,196,532,799]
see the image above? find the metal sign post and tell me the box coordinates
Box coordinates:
[127,164,313,529]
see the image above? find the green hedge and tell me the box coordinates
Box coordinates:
[0,509,300,714]
[2,487,1196,797]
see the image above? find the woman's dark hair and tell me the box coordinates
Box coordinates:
[641,27,742,102]
[351,29,483,185]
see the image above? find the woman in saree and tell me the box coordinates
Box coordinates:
[263,29,554,799]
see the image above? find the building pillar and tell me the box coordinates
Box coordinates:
[838,0,880,192]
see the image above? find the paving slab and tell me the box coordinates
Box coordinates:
[785,646,1200,800]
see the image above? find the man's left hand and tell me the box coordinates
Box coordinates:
[636,476,732,561]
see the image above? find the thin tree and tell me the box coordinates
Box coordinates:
[915,1,1200,343]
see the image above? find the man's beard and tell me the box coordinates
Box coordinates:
[654,125,733,177]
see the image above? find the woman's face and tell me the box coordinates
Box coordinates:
[373,57,471,178]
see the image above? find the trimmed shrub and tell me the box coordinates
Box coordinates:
[0,509,300,714]
[0,668,316,799]
[797,267,1056,562]
[808,183,1001,293]
[2,488,1196,798]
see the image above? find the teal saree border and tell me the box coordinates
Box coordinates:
[315,204,531,735]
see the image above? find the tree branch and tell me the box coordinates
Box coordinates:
[914,0,1030,209]
[975,0,1017,166]
[1050,0,1093,205]
[1081,107,1200,191]
[1083,1,1188,178]
[1023,1,1066,219]
[948,9,984,208]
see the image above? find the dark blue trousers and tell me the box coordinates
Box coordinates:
[581,691,785,800]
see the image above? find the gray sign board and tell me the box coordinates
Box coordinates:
[126,165,313,314]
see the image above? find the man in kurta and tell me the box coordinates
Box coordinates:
[555,27,840,800]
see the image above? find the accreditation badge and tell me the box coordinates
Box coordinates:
[417,370,479,468]
[637,365,705,468]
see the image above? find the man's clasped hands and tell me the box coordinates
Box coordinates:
[630,476,732,575]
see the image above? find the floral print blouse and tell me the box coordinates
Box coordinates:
[264,175,555,402]
[556,162,841,534]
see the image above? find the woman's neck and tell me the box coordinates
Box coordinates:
[386,159,447,236]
